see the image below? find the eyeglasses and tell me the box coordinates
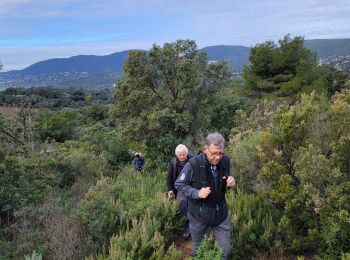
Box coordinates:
[207,149,225,158]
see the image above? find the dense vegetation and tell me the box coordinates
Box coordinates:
[0,36,350,259]
[0,86,114,109]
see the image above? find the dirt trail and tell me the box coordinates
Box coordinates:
[173,236,192,259]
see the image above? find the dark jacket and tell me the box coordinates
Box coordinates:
[166,156,190,195]
[132,156,145,171]
[175,153,231,225]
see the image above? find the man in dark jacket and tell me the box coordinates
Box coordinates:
[166,144,191,239]
[132,153,145,172]
[175,133,235,259]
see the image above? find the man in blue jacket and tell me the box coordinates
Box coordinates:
[175,132,235,259]
[132,153,145,172]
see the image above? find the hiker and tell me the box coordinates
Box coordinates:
[132,153,145,172]
[166,144,191,240]
[175,132,236,259]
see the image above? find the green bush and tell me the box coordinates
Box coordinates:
[103,213,171,259]
[84,102,108,123]
[25,250,42,260]
[76,177,122,248]
[241,90,350,256]
[229,130,262,193]
[145,134,182,169]
[194,235,223,260]
[0,155,57,224]
[77,167,181,255]
[78,124,133,170]
[227,188,275,259]
[37,110,82,142]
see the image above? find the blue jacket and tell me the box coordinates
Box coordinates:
[132,157,145,171]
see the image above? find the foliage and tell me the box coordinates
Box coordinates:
[324,66,350,96]
[75,177,122,248]
[228,100,280,192]
[254,91,350,255]
[112,39,233,167]
[193,235,223,260]
[206,88,249,140]
[0,106,36,155]
[76,168,181,255]
[227,188,275,259]
[0,139,110,258]
[0,155,57,226]
[2,37,350,259]
[112,39,231,140]
[25,250,42,260]
[228,89,350,257]
[229,130,262,193]
[84,102,109,123]
[0,87,114,109]
[145,134,182,169]
[78,124,133,170]
[101,211,180,260]
[243,35,348,99]
[37,110,82,142]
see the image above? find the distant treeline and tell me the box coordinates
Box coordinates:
[0,86,114,109]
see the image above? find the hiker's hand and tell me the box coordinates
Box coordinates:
[226,176,236,188]
[168,191,175,199]
[198,187,211,199]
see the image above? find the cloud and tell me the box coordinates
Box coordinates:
[0,0,32,16]
[0,0,349,71]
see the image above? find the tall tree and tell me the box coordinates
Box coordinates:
[243,35,322,95]
[112,39,231,142]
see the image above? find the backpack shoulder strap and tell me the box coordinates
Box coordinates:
[221,155,230,177]
[189,154,208,187]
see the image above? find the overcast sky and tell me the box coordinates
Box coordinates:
[0,0,349,71]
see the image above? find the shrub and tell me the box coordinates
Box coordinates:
[77,168,181,256]
[194,235,223,260]
[227,188,275,259]
[145,134,182,169]
[25,251,42,260]
[84,102,108,123]
[37,110,82,142]
[229,130,262,193]
[246,91,350,256]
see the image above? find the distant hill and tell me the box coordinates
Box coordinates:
[6,46,250,77]
[304,38,350,58]
[1,38,349,89]
[5,39,350,76]
[200,45,250,71]
[17,50,130,76]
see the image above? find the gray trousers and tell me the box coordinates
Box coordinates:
[177,193,189,231]
[188,212,232,260]
[176,193,187,218]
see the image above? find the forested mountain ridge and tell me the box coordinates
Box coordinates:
[3,38,350,76]
[199,45,250,71]
[8,51,130,76]
[1,38,349,89]
[304,38,350,57]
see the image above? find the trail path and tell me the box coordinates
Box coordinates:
[173,236,192,259]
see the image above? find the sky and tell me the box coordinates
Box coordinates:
[0,0,350,71]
